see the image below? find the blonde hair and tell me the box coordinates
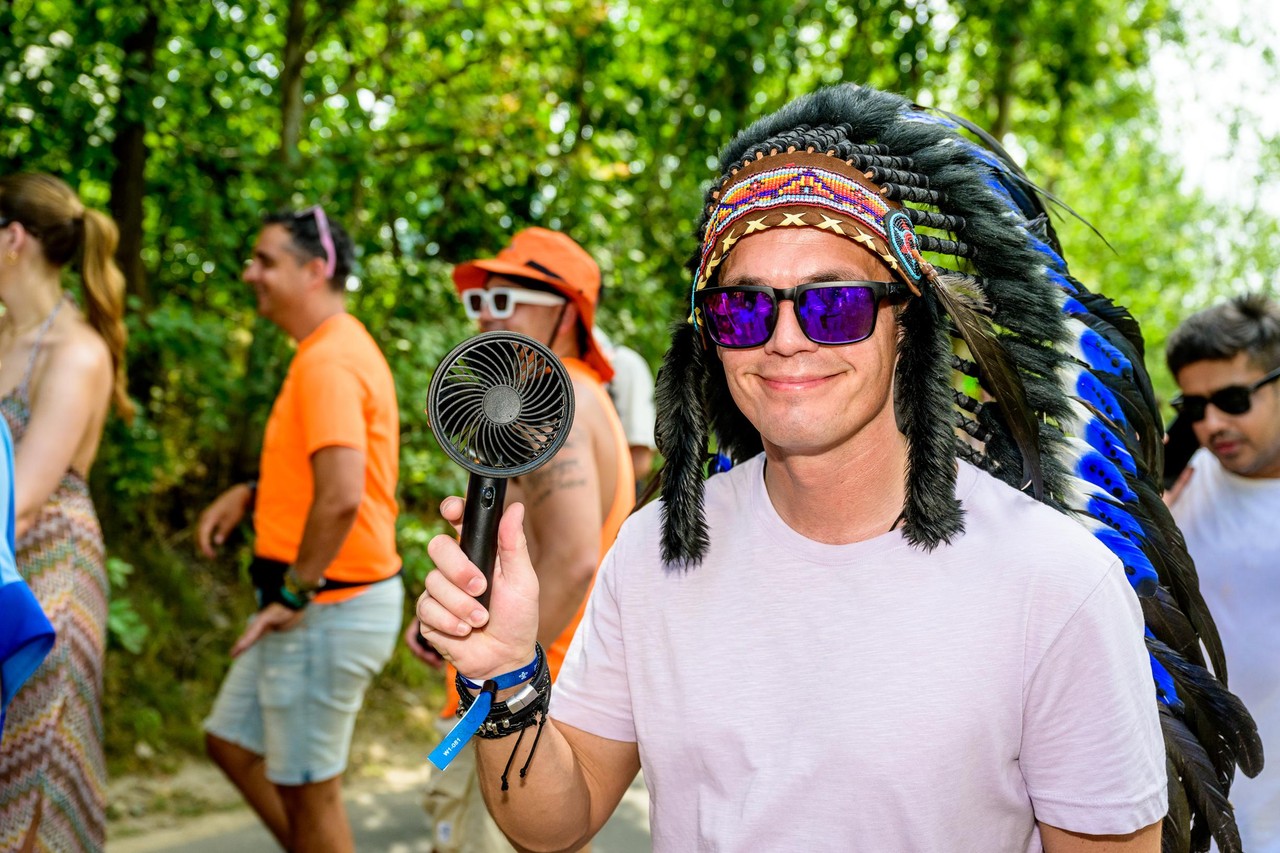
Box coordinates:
[0,173,134,421]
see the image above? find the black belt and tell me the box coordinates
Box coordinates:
[249,556,401,609]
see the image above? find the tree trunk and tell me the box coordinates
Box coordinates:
[279,0,308,169]
[990,27,1022,141]
[108,7,159,309]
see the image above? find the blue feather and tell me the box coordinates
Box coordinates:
[1044,267,1077,294]
[1085,496,1146,542]
[1062,295,1089,316]
[1060,476,1158,597]
[901,111,961,131]
[1146,633,1182,709]
[1082,417,1137,476]
[1024,235,1067,272]
[1062,366,1129,429]
[983,174,1016,207]
[1093,527,1159,597]
[1072,324,1134,379]
[1074,449,1138,503]
[707,452,733,475]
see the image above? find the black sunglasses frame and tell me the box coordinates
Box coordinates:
[1171,365,1280,422]
[695,280,909,349]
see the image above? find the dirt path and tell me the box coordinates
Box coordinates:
[106,723,651,852]
[109,761,651,852]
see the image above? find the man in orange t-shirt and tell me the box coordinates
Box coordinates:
[406,228,634,852]
[196,208,402,853]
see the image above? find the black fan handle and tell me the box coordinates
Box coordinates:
[461,474,508,610]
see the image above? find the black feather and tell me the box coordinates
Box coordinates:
[895,294,964,547]
[1162,754,1191,853]
[933,275,1043,496]
[655,321,711,567]
[1150,638,1264,781]
[1161,705,1243,853]
[1142,587,1207,671]
[1132,480,1229,684]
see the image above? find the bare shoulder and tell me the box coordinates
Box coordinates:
[569,375,609,438]
[46,318,112,381]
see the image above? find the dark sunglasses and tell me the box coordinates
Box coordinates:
[696,281,908,349]
[1171,366,1280,422]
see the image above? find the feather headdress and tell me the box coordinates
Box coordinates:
[654,83,1262,852]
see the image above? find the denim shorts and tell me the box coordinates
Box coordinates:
[203,576,403,785]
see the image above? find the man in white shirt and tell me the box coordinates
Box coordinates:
[1165,293,1280,851]
[415,84,1174,852]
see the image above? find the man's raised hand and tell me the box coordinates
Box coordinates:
[415,498,541,681]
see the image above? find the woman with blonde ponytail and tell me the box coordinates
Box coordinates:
[0,172,132,853]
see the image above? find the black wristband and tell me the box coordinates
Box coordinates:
[456,643,551,739]
[249,557,312,611]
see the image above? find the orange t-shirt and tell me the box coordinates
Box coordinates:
[443,357,633,714]
[254,313,401,602]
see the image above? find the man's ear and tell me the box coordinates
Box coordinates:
[303,255,330,291]
[558,302,580,339]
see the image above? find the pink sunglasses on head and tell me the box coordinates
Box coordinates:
[297,205,336,279]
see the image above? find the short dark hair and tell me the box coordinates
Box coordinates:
[1166,293,1280,377]
[264,208,354,290]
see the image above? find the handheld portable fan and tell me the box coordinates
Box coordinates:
[426,331,575,609]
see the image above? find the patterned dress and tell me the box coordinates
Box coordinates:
[0,303,108,852]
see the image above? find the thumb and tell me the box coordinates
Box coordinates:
[230,621,265,658]
[494,503,537,592]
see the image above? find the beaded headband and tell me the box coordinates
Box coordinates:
[691,150,933,321]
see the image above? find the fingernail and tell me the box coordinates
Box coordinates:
[456,621,471,635]
[467,577,485,595]
[470,608,486,626]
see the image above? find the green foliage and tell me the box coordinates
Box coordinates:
[105,556,149,654]
[3,0,1277,768]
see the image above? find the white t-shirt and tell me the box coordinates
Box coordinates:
[1170,448,1280,852]
[606,345,656,451]
[593,328,657,451]
[552,455,1167,852]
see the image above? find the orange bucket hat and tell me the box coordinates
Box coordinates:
[452,227,613,382]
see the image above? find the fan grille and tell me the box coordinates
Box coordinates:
[427,332,575,478]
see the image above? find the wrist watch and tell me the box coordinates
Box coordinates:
[281,565,325,607]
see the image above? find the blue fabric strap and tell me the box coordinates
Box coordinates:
[457,649,539,691]
[427,647,542,771]
[428,681,495,771]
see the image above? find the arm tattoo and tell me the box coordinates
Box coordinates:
[524,433,590,509]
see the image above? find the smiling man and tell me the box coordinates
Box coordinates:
[196,208,403,853]
[404,85,1260,852]
[1165,293,1280,850]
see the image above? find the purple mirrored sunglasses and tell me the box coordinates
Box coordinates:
[695,281,908,348]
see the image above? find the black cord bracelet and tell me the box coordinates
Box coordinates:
[455,645,553,790]
[456,645,551,739]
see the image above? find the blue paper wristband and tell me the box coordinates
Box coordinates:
[427,644,545,772]
[457,647,540,691]
[428,681,495,771]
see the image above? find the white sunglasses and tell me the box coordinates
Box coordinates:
[461,286,566,320]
